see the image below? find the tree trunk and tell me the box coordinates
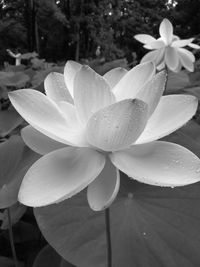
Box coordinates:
[31,0,36,52]
[75,0,84,61]
[24,0,32,51]
[75,22,80,61]
[35,15,40,54]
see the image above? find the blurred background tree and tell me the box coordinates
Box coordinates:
[0,0,199,66]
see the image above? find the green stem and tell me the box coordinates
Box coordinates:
[164,66,168,95]
[105,208,112,267]
[160,65,168,95]
[7,208,19,267]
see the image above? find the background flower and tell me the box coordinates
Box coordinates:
[135,18,200,72]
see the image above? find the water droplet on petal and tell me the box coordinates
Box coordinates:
[2,184,6,190]
[127,193,133,199]
[163,165,169,170]
[196,167,200,173]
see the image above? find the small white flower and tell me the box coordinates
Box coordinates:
[8,61,200,211]
[135,18,200,72]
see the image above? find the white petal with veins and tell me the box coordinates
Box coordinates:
[171,38,194,48]
[113,62,155,101]
[21,126,65,155]
[188,43,200,49]
[159,18,173,45]
[178,48,195,62]
[44,72,73,104]
[178,49,194,72]
[9,89,88,147]
[136,70,167,117]
[64,60,82,97]
[110,141,200,186]
[136,95,198,144]
[18,147,106,207]
[74,65,115,125]
[87,158,120,211]
[134,34,156,44]
[165,47,179,71]
[144,40,165,50]
[86,99,148,151]
[103,67,128,90]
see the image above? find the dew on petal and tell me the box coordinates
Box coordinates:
[86,99,148,151]
[163,165,170,170]
[127,192,134,199]
[196,167,200,173]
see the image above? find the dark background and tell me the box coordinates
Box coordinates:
[0,0,200,66]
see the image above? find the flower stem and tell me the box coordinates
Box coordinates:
[164,66,168,95]
[105,208,112,267]
[7,208,19,267]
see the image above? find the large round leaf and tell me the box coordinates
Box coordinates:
[0,202,27,229]
[0,256,23,267]
[0,110,23,137]
[33,245,75,267]
[162,120,200,157]
[35,173,200,267]
[182,86,200,100]
[33,245,61,267]
[166,70,190,93]
[0,71,30,88]
[0,135,40,208]
[0,256,15,267]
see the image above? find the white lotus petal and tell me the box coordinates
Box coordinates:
[9,89,88,147]
[154,48,165,66]
[188,43,200,49]
[113,62,155,101]
[178,48,194,72]
[64,60,82,97]
[86,99,148,151]
[172,35,180,41]
[136,95,198,144]
[144,40,165,50]
[103,67,128,89]
[74,65,115,124]
[134,34,156,44]
[58,101,83,129]
[172,38,194,48]
[44,72,73,104]
[136,71,167,117]
[178,47,195,62]
[110,141,200,186]
[18,147,106,207]
[159,18,173,45]
[165,47,179,71]
[141,49,164,66]
[173,61,182,73]
[21,126,65,155]
[141,50,158,63]
[87,158,120,211]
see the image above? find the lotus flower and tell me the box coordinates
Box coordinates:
[8,61,200,211]
[135,18,200,72]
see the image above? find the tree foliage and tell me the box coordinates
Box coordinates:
[0,0,200,65]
